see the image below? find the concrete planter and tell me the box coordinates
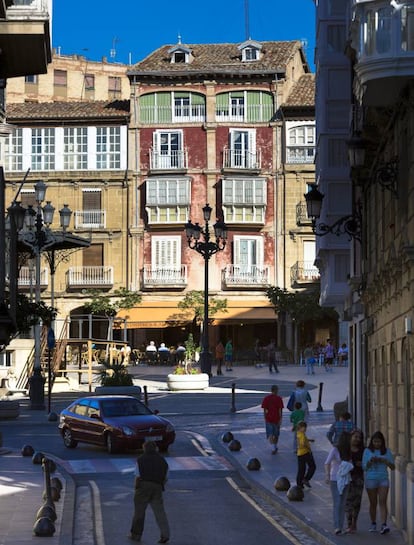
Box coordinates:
[167,373,209,391]
[0,399,20,420]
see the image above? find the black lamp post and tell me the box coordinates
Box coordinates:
[185,204,227,376]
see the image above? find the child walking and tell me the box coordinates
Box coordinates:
[290,401,305,453]
[296,421,316,489]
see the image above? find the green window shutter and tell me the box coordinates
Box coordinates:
[216,93,229,114]
[231,91,244,98]
[157,92,172,123]
[262,92,273,120]
[191,93,204,105]
[247,91,260,122]
[174,92,189,98]
[140,94,155,123]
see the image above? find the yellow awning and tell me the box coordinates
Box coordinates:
[116,300,276,329]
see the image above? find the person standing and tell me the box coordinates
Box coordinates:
[266,339,279,373]
[290,401,305,453]
[325,432,353,535]
[345,429,365,533]
[303,343,315,375]
[129,441,170,543]
[363,431,395,534]
[215,341,225,375]
[261,385,284,454]
[324,339,335,372]
[296,421,316,489]
[327,411,355,446]
[288,380,312,422]
[224,339,233,371]
[337,343,348,366]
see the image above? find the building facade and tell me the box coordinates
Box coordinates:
[124,40,318,353]
[314,0,414,541]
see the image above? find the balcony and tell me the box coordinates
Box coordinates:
[290,261,320,286]
[142,265,187,289]
[223,148,261,171]
[67,266,114,289]
[18,265,48,289]
[296,202,313,226]
[286,146,315,164]
[351,2,414,106]
[223,265,270,288]
[74,210,106,229]
[0,0,52,78]
[216,103,274,123]
[149,149,188,171]
[139,104,206,124]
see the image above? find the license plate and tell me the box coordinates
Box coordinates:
[145,435,162,442]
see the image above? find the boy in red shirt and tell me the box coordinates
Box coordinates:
[261,385,284,454]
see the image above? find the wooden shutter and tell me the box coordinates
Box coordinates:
[83,244,103,266]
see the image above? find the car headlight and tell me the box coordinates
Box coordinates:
[120,426,135,436]
[165,423,175,433]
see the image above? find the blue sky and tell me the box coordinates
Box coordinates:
[52,0,316,70]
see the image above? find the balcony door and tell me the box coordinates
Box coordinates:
[230,129,256,168]
[82,189,102,227]
[152,236,181,272]
[234,235,263,278]
[153,131,182,169]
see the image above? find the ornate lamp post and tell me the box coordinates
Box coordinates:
[185,204,227,376]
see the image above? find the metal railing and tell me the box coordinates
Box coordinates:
[290,261,320,285]
[149,149,188,170]
[216,103,274,122]
[67,266,114,287]
[143,265,187,286]
[139,104,206,124]
[74,210,106,229]
[223,264,270,286]
[223,148,261,170]
[286,146,315,164]
[18,266,48,287]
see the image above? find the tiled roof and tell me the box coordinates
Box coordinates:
[128,41,308,75]
[6,100,130,121]
[283,74,315,107]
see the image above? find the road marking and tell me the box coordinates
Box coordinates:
[226,476,304,545]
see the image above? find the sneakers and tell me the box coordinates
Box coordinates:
[303,479,311,488]
[380,524,390,535]
[271,447,278,454]
[334,529,342,535]
[369,523,377,532]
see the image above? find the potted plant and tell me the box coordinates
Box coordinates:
[166,334,209,391]
[95,361,142,398]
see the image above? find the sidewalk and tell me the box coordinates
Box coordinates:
[0,363,407,545]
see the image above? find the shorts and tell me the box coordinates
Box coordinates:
[365,478,389,489]
[265,422,281,439]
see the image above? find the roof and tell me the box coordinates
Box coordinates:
[6,100,130,122]
[128,41,309,77]
[283,74,315,108]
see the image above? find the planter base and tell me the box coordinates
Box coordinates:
[167,373,209,391]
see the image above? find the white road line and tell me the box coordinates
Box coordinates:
[90,480,105,545]
[226,476,304,545]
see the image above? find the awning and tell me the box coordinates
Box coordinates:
[116,299,276,329]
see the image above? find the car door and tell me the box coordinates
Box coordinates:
[67,399,90,441]
[84,399,106,446]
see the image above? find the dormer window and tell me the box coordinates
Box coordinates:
[238,40,262,62]
[168,45,193,64]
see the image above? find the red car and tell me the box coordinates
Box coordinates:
[59,395,175,454]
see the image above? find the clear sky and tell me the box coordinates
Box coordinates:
[52,0,316,71]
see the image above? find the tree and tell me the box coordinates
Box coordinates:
[84,288,142,341]
[15,294,56,334]
[266,286,337,324]
[178,290,227,343]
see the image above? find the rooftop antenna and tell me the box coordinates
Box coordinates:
[110,37,119,59]
[245,0,250,40]
[177,33,182,44]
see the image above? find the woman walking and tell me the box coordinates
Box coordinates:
[345,429,365,533]
[363,431,395,534]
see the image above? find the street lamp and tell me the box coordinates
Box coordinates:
[185,204,227,376]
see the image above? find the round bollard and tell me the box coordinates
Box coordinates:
[274,476,290,491]
[287,485,304,502]
[246,457,261,470]
[43,486,60,502]
[48,412,58,422]
[33,516,55,536]
[32,451,44,465]
[51,476,63,491]
[44,459,57,474]
[228,439,241,452]
[36,503,57,522]
[21,444,35,457]
[221,431,234,443]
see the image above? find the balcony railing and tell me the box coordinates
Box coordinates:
[149,149,188,170]
[290,261,320,285]
[286,146,315,164]
[296,202,312,226]
[223,265,270,287]
[67,266,114,287]
[139,105,206,124]
[223,148,261,170]
[216,104,274,123]
[74,210,106,229]
[8,0,49,17]
[18,266,48,288]
[143,265,187,288]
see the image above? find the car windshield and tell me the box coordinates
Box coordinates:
[101,399,152,418]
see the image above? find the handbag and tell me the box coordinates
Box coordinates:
[287,392,295,411]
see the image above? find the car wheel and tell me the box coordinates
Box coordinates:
[62,428,78,449]
[106,433,119,454]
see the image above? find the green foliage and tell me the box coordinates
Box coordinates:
[265,286,338,324]
[178,290,227,322]
[15,294,56,333]
[84,288,142,317]
[99,361,134,386]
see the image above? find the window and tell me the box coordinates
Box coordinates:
[31,128,55,171]
[172,51,186,63]
[54,69,67,86]
[64,127,88,170]
[327,25,346,53]
[173,92,205,121]
[233,236,263,269]
[216,91,273,122]
[222,177,266,223]
[228,129,257,169]
[402,5,414,51]
[146,178,190,223]
[81,189,103,227]
[3,128,23,171]
[84,74,95,90]
[287,125,315,164]
[151,236,181,271]
[24,75,38,84]
[243,47,259,61]
[19,189,36,208]
[152,130,184,169]
[139,92,205,124]
[96,126,121,169]
[83,244,104,267]
[108,76,121,98]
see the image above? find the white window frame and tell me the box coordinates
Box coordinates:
[222,177,266,223]
[153,130,184,169]
[286,123,316,164]
[96,126,121,169]
[3,128,23,172]
[64,127,88,170]
[233,235,263,267]
[229,128,256,168]
[31,128,55,171]
[151,235,181,270]
[146,177,190,223]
